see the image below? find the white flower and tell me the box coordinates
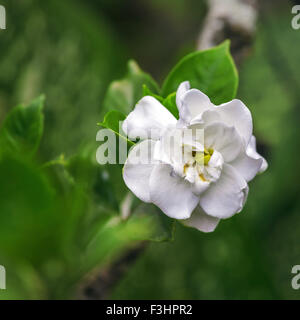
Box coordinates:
[122,81,268,232]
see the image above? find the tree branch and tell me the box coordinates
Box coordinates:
[198,0,258,64]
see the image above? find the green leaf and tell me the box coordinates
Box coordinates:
[99,110,126,138]
[99,110,135,146]
[0,155,55,265]
[143,84,164,103]
[0,154,109,298]
[161,41,238,105]
[103,60,160,115]
[84,206,176,273]
[0,96,45,158]
[65,146,120,211]
[162,92,179,119]
[98,111,134,203]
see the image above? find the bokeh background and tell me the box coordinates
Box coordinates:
[0,0,300,299]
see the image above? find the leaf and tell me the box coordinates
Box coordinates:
[65,145,120,211]
[103,60,160,115]
[84,206,176,273]
[132,203,176,242]
[83,214,150,272]
[161,41,238,105]
[162,92,179,119]
[0,155,55,265]
[99,110,135,146]
[143,84,164,103]
[99,110,126,139]
[0,154,108,298]
[0,96,45,158]
[98,111,133,203]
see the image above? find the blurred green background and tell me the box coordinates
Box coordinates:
[0,0,300,299]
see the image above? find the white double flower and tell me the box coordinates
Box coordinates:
[122,81,267,232]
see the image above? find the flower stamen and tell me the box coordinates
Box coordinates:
[199,173,207,182]
[183,163,190,174]
[194,148,214,166]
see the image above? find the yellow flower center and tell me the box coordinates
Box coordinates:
[182,147,215,182]
[193,148,214,166]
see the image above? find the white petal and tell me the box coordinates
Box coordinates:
[122,96,177,141]
[155,128,203,174]
[176,81,190,110]
[192,179,210,195]
[207,150,224,169]
[229,152,263,182]
[190,109,221,126]
[247,135,268,173]
[182,206,220,233]
[153,140,172,165]
[156,128,185,167]
[230,135,267,181]
[123,140,157,203]
[184,165,210,194]
[149,164,199,219]
[204,123,244,163]
[179,89,212,124]
[199,164,249,219]
[215,99,253,145]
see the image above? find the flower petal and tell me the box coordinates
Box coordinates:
[190,109,221,126]
[149,164,199,219]
[176,81,190,110]
[182,206,220,233]
[204,122,244,163]
[246,135,268,173]
[229,153,263,182]
[215,99,253,145]
[230,135,267,182]
[123,140,157,203]
[199,164,249,219]
[179,89,212,124]
[192,179,210,195]
[122,96,177,141]
[154,128,204,176]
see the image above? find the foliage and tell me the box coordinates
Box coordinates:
[0,96,44,158]
[0,0,297,301]
[0,0,125,158]
[102,60,160,116]
[0,97,162,299]
[0,23,238,298]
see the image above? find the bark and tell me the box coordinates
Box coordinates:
[198,0,258,64]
